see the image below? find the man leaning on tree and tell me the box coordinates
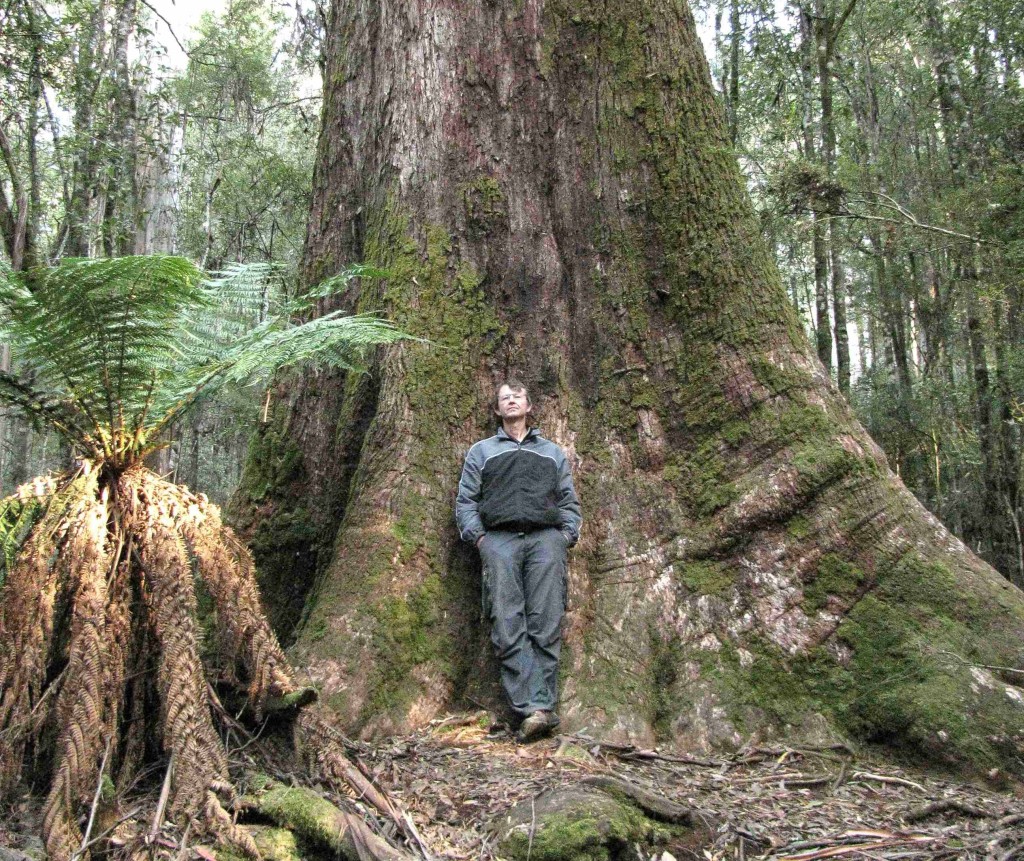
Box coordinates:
[456,380,582,743]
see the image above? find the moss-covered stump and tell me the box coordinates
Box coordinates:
[491,784,714,861]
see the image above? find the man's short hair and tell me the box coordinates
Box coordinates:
[494,379,531,411]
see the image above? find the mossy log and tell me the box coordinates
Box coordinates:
[233,0,1024,778]
[244,784,413,861]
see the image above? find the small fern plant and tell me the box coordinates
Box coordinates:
[0,256,408,860]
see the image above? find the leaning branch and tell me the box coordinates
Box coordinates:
[819,209,991,246]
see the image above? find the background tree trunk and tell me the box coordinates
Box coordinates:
[235,0,1024,774]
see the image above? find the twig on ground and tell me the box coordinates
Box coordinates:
[150,752,175,841]
[851,772,925,792]
[74,736,113,861]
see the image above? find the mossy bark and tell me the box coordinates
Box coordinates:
[233,0,1024,774]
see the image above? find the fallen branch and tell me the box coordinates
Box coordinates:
[74,736,113,861]
[777,833,935,860]
[149,752,175,842]
[851,772,925,792]
[906,799,992,822]
[780,774,832,789]
[574,736,723,767]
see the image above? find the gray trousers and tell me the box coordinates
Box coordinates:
[479,528,568,718]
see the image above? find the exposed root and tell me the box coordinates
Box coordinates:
[247,782,415,861]
[296,710,400,820]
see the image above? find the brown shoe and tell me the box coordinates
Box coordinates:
[516,710,558,743]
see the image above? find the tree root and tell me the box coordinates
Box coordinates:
[580,775,716,828]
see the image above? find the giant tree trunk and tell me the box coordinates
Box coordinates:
[235,0,1024,774]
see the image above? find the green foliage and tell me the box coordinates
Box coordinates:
[696,0,1024,585]
[0,256,407,467]
[171,0,318,273]
[0,496,41,589]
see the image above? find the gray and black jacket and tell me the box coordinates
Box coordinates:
[456,426,582,546]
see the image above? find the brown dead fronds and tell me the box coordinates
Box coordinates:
[0,463,320,860]
[41,489,111,861]
[157,475,295,713]
[0,469,98,798]
[129,479,229,820]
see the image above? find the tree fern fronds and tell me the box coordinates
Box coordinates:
[0,256,206,453]
[41,493,111,861]
[0,476,58,585]
[0,526,61,796]
[101,552,133,774]
[0,256,411,467]
[217,310,408,383]
[149,311,410,440]
[0,471,98,799]
[115,609,151,796]
[223,307,407,378]
[202,261,282,318]
[0,371,99,452]
[129,477,228,819]
[178,262,283,361]
[164,476,292,714]
[295,263,390,308]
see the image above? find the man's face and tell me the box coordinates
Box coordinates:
[495,385,531,421]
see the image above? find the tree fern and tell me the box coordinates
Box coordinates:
[0,256,413,860]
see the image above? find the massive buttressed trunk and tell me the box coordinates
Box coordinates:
[233,0,1024,774]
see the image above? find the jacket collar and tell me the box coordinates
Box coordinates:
[496,425,540,443]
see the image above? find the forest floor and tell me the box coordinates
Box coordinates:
[360,711,1024,860]
[1,710,1022,860]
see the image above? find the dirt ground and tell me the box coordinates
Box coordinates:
[2,711,1022,860]
[361,712,1024,860]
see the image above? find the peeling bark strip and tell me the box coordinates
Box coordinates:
[236,0,1024,773]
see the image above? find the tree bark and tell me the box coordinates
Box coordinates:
[236,0,1024,774]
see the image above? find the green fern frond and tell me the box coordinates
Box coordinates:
[0,371,96,450]
[0,256,207,452]
[297,264,390,307]
[0,257,410,468]
[0,496,41,588]
[150,311,408,435]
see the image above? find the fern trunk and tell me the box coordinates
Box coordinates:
[234,0,1024,775]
